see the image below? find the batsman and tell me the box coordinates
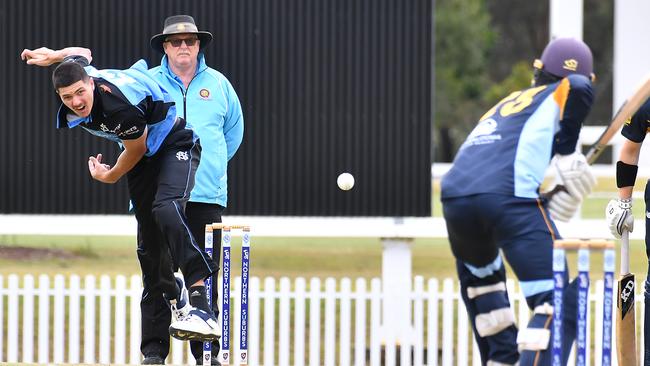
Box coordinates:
[441,38,597,365]
[606,97,650,365]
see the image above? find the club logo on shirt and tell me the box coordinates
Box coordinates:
[460,118,502,149]
[199,88,211,100]
[562,59,578,72]
[176,151,189,161]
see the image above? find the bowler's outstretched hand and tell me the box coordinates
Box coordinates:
[20,48,58,66]
[88,154,113,183]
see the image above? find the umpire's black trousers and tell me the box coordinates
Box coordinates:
[141,202,226,360]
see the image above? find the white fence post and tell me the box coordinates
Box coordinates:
[53,275,65,363]
[69,275,81,364]
[8,275,19,363]
[369,278,381,366]
[38,274,50,364]
[324,277,337,366]
[263,277,276,366]
[427,278,439,366]
[99,275,111,364]
[340,278,352,366]
[354,278,367,366]
[22,274,35,364]
[442,278,454,366]
[279,277,291,366]
[413,276,424,366]
[308,277,321,366]
[84,275,96,365]
[294,277,306,366]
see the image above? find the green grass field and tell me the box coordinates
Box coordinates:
[0,235,457,279]
[1,234,647,282]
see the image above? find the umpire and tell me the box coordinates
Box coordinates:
[141,15,244,365]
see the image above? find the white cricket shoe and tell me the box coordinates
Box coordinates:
[169,308,220,341]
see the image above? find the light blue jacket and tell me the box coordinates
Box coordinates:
[149,54,244,206]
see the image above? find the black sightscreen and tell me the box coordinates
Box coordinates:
[2,0,432,216]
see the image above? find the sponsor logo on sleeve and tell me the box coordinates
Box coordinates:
[117,126,140,137]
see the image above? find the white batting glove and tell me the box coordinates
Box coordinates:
[554,152,597,200]
[548,189,582,222]
[606,198,634,239]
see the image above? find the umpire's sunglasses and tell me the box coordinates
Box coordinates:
[165,38,199,47]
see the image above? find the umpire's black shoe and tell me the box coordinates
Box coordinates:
[142,355,165,365]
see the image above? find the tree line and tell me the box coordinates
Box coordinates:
[434,0,613,162]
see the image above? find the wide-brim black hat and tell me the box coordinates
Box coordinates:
[150,15,213,53]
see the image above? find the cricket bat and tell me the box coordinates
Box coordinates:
[584,74,650,164]
[617,230,637,365]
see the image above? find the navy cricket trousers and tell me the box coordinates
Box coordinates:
[442,193,564,364]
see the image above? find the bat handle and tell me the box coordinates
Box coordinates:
[540,184,568,201]
[621,230,630,275]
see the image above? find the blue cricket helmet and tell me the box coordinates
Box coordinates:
[533,37,595,81]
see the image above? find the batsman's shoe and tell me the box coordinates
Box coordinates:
[169,308,220,341]
[164,275,192,322]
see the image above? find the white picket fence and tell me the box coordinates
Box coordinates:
[0,274,644,366]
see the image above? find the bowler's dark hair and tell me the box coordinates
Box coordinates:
[52,61,89,91]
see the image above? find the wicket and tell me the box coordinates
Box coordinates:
[552,239,615,366]
[204,224,251,366]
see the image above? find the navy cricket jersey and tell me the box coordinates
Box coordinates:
[621,98,650,143]
[441,74,594,199]
[56,58,183,157]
